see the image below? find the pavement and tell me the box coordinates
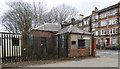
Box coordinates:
[26,50,118,67]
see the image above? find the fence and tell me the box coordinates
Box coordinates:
[21,34,68,61]
[0,33,68,63]
[0,33,22,63]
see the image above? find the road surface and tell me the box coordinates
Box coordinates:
[27,50,118,67]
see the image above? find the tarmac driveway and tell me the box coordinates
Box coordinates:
[27,50,118,67]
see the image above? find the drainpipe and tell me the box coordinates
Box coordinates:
[90,34,92,56]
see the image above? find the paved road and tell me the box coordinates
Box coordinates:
[27,50,118,67]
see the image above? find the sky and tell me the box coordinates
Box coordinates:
[0,0,120,31]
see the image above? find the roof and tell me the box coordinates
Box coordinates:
[57,25,92,35]
[83,15,91,19]
[33,23,61,32]
[98,2,120,13]
[0,32,21,35]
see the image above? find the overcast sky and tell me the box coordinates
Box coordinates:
[0,0,120,31]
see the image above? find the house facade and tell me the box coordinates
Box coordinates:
[91,3,120,47]
[75,2,120,47]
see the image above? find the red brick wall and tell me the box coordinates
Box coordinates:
[92,38,96,56]
[69,48,90,57]
[30,30,53,38]
[68,34,90,57]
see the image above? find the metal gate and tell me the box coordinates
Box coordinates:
[0,33,21,63]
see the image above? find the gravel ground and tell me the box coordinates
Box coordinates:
[27,50,118,67]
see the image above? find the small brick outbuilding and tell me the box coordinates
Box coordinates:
[57,25,95,57]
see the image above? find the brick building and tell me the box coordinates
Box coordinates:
[75,2,120,47]
[91,2,120,47]
[57,24,93,57]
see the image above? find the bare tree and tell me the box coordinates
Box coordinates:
[33,1,47,28]
[2,1,47,35]
[2,2,33,35]
[44,4,78,24]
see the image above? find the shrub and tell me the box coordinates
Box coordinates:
[96,44,101,49]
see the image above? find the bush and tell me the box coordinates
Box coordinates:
[117,44,120,50]
[96,44,101,49]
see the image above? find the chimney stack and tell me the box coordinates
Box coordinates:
[71,18,75,26]
[79,14,84,20]
[95,7,98,12]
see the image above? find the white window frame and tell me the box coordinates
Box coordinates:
[101,20,106,26]
[79,23,82,26]
[112,38,116,44]
[93,23,95,28]
[109,18,115,25]
[101,30,106,35]
[95,31,98,36]
[101,12,106,18]
[110,9,116,16]
[96,22,98,27]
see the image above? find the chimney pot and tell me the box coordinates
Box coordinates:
[95,7,98,12]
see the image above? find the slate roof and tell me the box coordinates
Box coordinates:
[33,23,61,32]
[57,25,92,35]
[98,2,120,13]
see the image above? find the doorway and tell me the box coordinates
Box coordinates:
[106,38,110,46]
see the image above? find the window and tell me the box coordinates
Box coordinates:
[109,28,116,34]
[78,40,85,48]
[112,38,116,44]
[96,22,98,27]
[84,20,88,25]
[93,23,95,28]
[92,16,95,20]
[101,20,106,26]
[79,22,82,26]
[113,18,115,24]
[95,31,98,35]
[119,28,120,33]
[96,15,98,19]
[109,18,116,25]
[93,15,98,20]
[12,38,19,46]
[109,19,112,25]
[119,17,120,22]
[96,39,98,44]
[75,24,77,27]
[113,28,115,34]
[109,29,112,34]
[86,27,88,32]
[101,30,106,35]
[110,9,116,16]
[72,41,76,45]
[101,12,106,18]
[83,28,85,31]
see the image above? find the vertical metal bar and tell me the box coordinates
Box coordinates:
[9,34,11,62]
[19,35,20,61]
[1,34,3,63]
[4,35,6,63]
[14,35,15,62]
[12,34,13,62]
[16,35,18,62]
[58,34,60,58]
[6,35,8,62]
